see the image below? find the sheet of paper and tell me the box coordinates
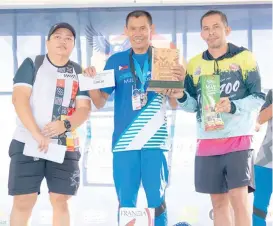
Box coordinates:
[78,69,115,91]
[23,134,67,164]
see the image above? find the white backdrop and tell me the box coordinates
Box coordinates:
[0,95,267,226]
[0,4,271,225]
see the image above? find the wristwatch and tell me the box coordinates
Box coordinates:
[63,119,72,132]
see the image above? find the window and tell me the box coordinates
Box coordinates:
[176,33,184,62]
[252,29,272,90]
[187,32,207,60]
[17,36,41,66]
[0,36,14,92]
[70,46,78,63]
[80,36,87,68]
[228,30,248,48]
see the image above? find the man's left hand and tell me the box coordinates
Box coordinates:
[255,123,261,132]
[171,64,186,81]
[215,97,231,113]
[161,89,184,99]
[42,121,66,138]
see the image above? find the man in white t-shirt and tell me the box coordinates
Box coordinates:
[8,22,91,226]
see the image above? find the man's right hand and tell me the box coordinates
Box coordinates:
[83,66,97,77]
[255,123,261,132]
[162,89,185,99]
[32,132,50,153]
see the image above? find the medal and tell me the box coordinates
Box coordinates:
[130,47,152,109]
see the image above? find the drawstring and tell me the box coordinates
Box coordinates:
[214,60,220,75]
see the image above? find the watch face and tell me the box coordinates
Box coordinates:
[64,120,71,130]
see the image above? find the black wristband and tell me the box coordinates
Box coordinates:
[177,91,187,103]
[229,101,236,114]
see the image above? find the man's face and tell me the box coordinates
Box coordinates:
[125,16,154,51]
[201,14,230,49]
[46,28,74,57]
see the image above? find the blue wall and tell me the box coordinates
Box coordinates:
[0,4,272,92]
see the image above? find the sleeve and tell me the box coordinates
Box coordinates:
[100,55,116,95]
[72,61,91,100]
[243,51,265,100]
[177,60,198,112]
[13,57,35,88]
[232,51,266,114]
[261,89,272,111]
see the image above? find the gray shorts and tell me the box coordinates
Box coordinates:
[195,149,255,194]
[8,139,81,196]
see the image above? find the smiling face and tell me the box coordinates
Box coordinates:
[46,28,75,57]
[125,15,154,53]
[201,14,231,49]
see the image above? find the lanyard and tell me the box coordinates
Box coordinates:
[129,46,152,92]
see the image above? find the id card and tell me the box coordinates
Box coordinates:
[140,92,148,107]
[132,88,141,111]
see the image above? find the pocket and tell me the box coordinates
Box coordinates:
[9,139,25,157]
[64,151,81,161]
[247,149,254,159]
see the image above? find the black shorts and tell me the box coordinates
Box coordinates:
[195,149,255,194]
[8,139,81,196]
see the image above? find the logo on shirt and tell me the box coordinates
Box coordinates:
[58,67,66,73]
[194,66,201,76]
[124,78,134,84]
[57,66,74,74]
[119,65,129,71]
[63,73,77,79]
[229,63,240,72]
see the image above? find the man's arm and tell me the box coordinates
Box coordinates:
[231,51,265,114]
[89,89,110,109]
[67,98,91,130]
[13,87,40,135]
[168,97,178,109]
[166,61,198,112]
[257,104,272,125]
[13,58,40,135]
[42,99,90,137]
[13,58,49,150]
[176,74,198,113]
[257,90,272,125]
[42,92,91,137]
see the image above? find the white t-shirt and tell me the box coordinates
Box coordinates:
[13,55,90,152]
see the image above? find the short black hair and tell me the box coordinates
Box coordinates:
[126,10,153,27]
[200,10,228,28]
